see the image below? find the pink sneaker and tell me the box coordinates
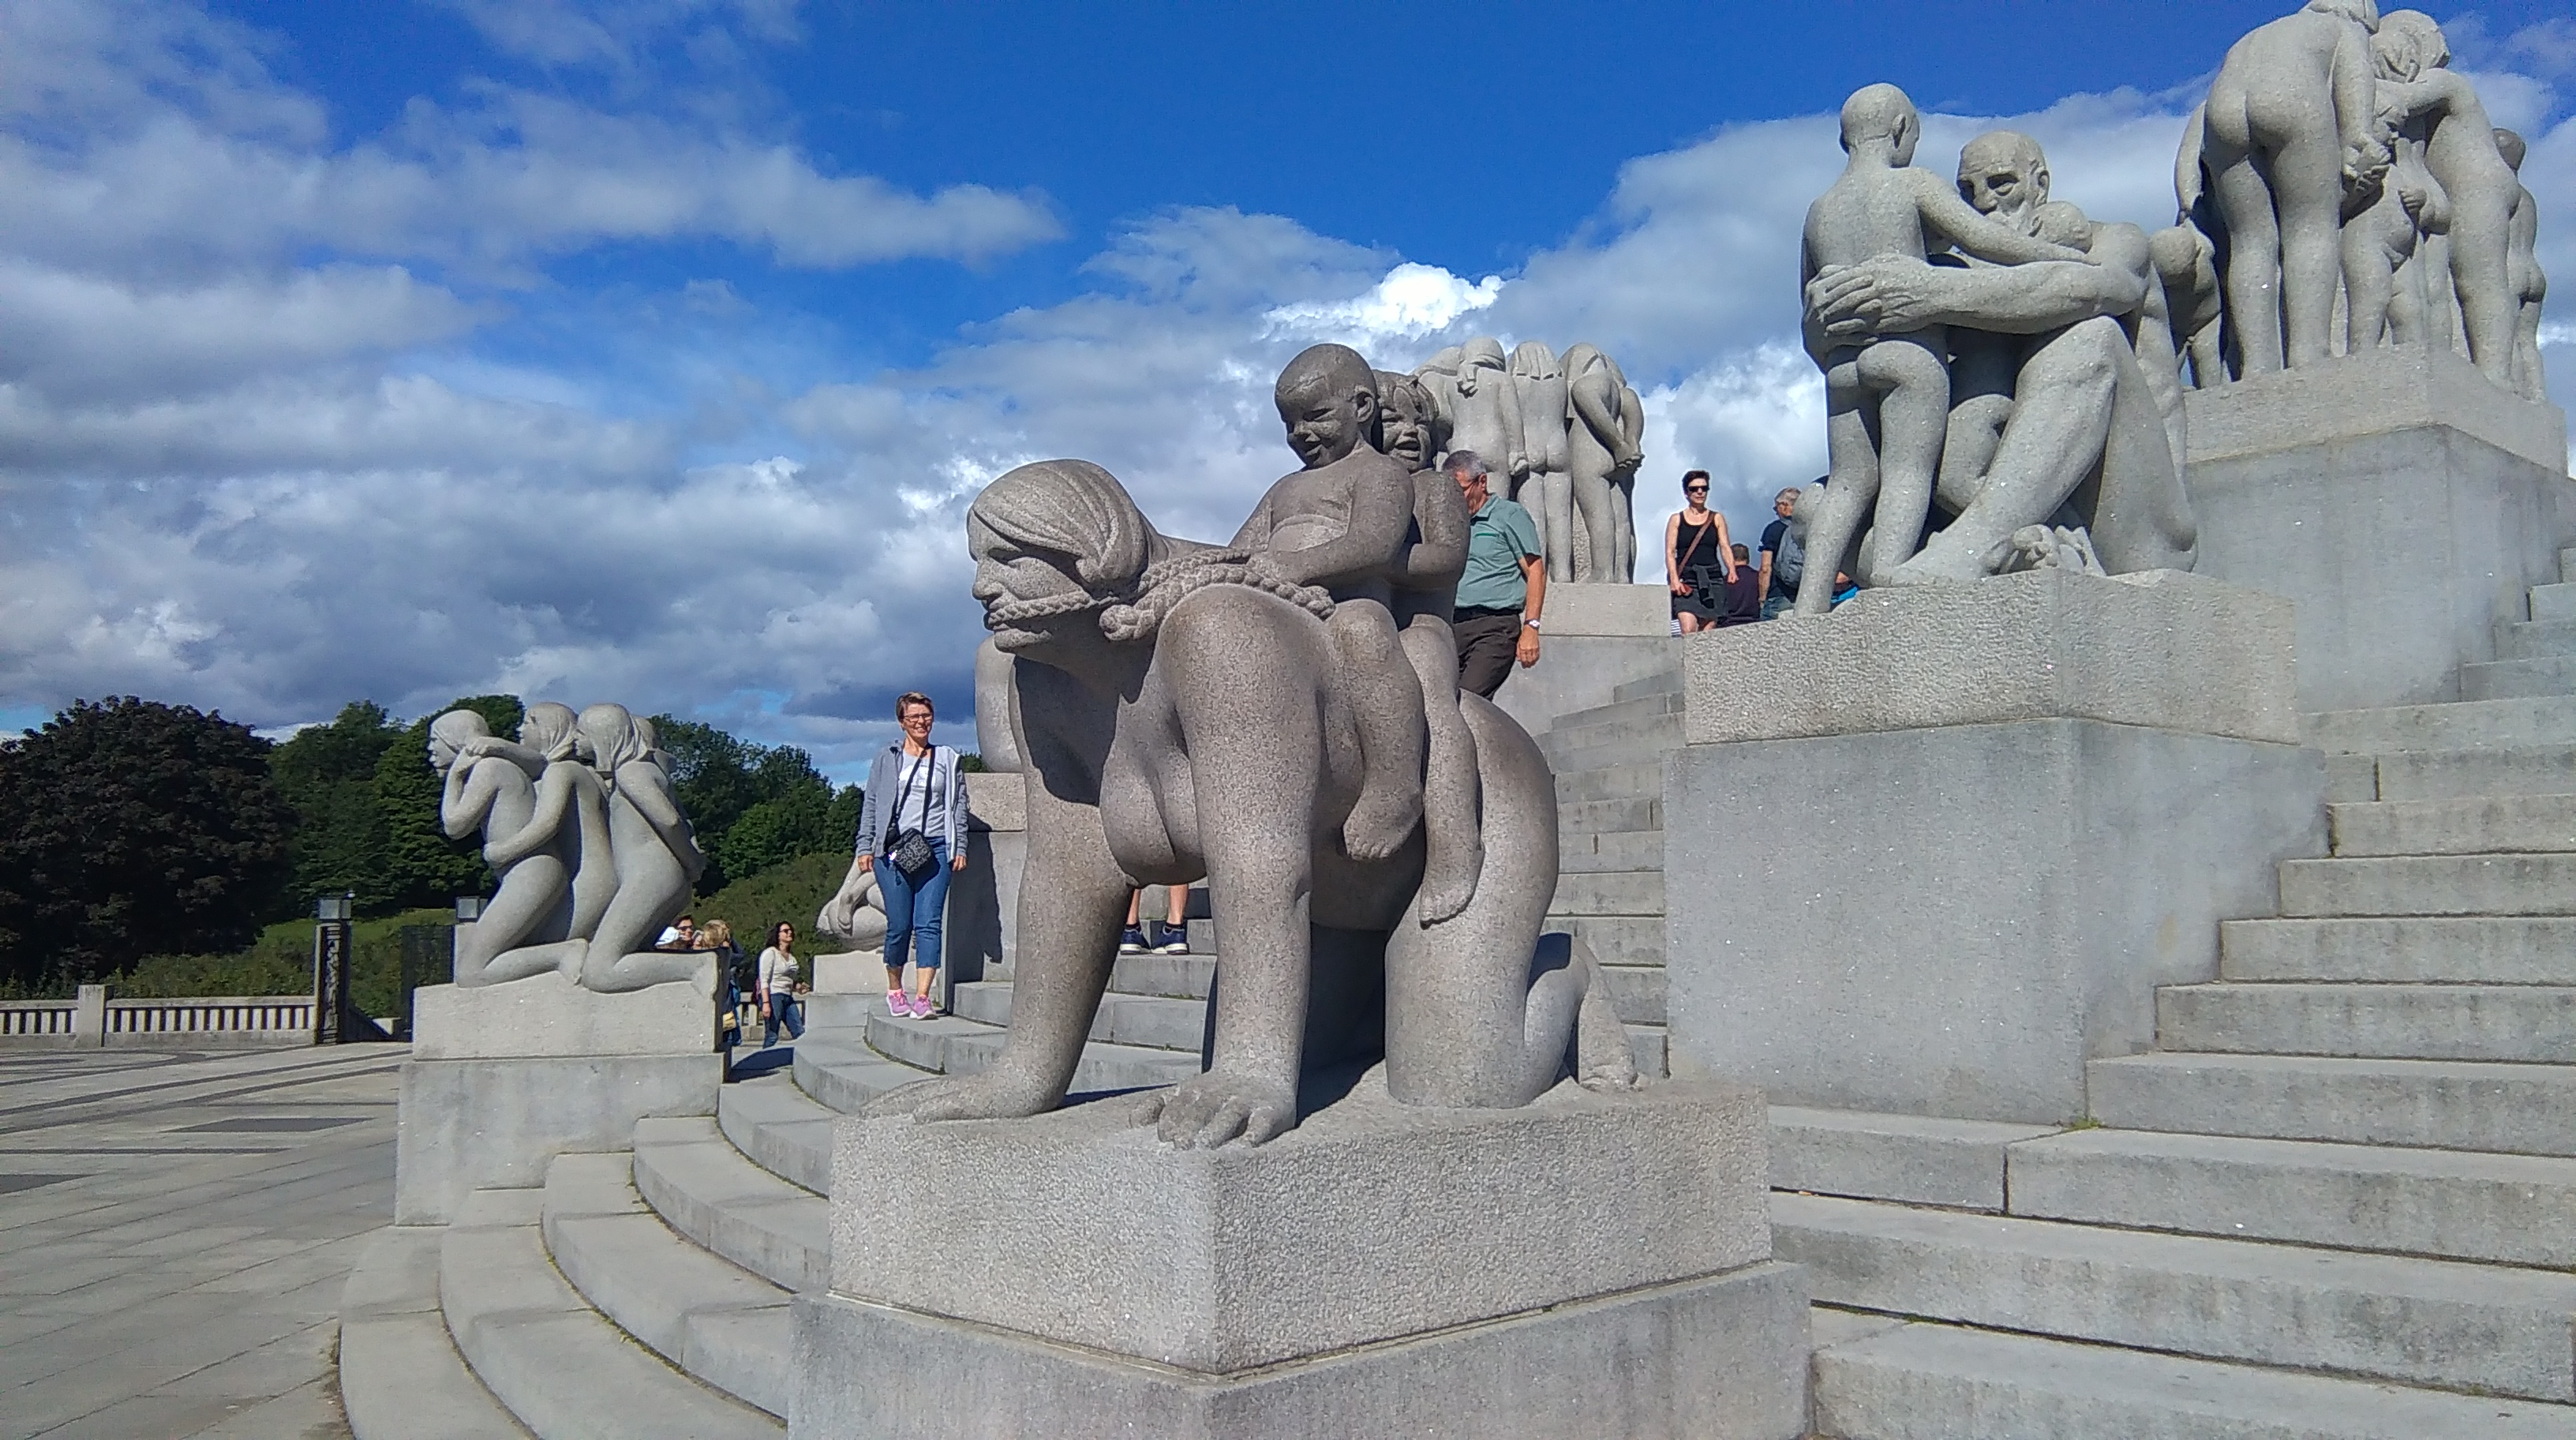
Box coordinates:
[886,988,906,1018]
[909,994,938,1019]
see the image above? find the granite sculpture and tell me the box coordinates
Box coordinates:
[1799,85,2093,613]
[2502,129,2549,401]
[1414,337,1649,583]
[1375,368,1485,921]
[2169,3,2547,393]
[857,367,1636,1148]
[1799,125,2198,589]
[429,699,708,992]
[817,861,891,953]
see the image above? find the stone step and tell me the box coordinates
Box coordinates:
[1548,869,1664,916]
[2533,581,2576,623]
[2378,743,2576,801]
[1775,1191,2576,1401]
[1543,915,1665,969]
[1558,795,1658,834]
[1546,688,1682,736]
[1601,963,1665,1026]
[2465,656,2576,701]
[951,981,1205,1052]
[2323,751,2379,801]
[1110,951,1215,999]
[2087,1051,2576,1157]
[860,1009,997,1071]
[539,1153,789,1417]
[1769,1107,2062,1213]
[2005,1127,2576,1269]
[2330,792,2576,854]
[716,1074,838,1193]
[2279,851,2576,917]
[1812,1318,2576,1440]
[440,1190,781,1439]
[2158,981,2576,1063]
[938,1026,1206,1093]
[629,1116,828,1292]
[1559,828,1663,872]
[1628,1023,1668,1079]
[2222,915,2576,984]
[790,1030,931,1114]
[1611,666,1684,703]
[337,1226,532,1440]
[1537,711,1681,771]
[1554,760,1659,803]
[2496,617,2576,660]
[2306,696,2576,754]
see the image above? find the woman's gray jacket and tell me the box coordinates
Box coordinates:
[854,744,968,857]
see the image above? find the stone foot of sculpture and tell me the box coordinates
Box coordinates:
[579,947,703,994]
[1340,785,1424,865]
[854,1070,1053,1124]
[1403,622,1484,926]
[468,939,586,988]
[1138,1069,1297,1150]
[1883,531,1993,587]
[1996,524,2107,576]
[1574,973,1642,1093]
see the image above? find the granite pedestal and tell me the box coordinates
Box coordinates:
[1490,582,1675,737]
[1665,570,2327,1125]
[789,1072,1807,1438]
[395,964,720,1224]
[2184,345,2572,712]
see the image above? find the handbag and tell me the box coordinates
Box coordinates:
[884,750,939,878]
[1676,517,1725,602]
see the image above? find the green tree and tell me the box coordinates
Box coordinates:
[373,695,523,913]
[269,700,402,913]
[0,697,297,988]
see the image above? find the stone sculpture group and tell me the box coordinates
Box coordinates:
[2175,2,2549,397]
[429,701,709,994]
[1789,2,2549,602]
[858,341,1638,1148]
[1412,337,1646,583]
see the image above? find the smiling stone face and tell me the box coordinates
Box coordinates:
[1272,343,1380,470]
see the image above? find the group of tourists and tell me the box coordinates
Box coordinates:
[1664,476,1848,631]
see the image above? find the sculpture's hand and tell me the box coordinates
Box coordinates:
[2342,136,2392,194]
[1138,1071,1296,1149]
[1807,257,1946,339]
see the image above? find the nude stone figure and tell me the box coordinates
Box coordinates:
[1442,338,1524,486]
[2339,89,2448,354]
[2498,129,2550,403]
[2363,13,2523,389]
[430,711,572,987]
[1809,131,2197,585]
[1375,368,1482,922]
[1232,345,1429,864]
[855,459,1633,1148]
[1563,344,1645,583]
[1800,86,2090,609]
[2191,0,2392,373]
[571,703,707,993]
[1507,341,1578,580]
[2149,220,2227,388]
[1410,345,1463,457]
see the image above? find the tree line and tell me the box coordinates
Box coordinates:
[0,695,882,992]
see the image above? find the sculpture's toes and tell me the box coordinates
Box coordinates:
[1151,1073,1297,1149]
[1415,849,1481,928]
[1342,789,1423,863]
[1578,1055,1643,1093]
[1889,536,1990,587]
[855,1072,1046,1125]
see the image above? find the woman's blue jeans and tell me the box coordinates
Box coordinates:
[763,992,803,1047]
[874,840,953,976]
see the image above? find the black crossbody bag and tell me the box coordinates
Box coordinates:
[884,750,939,879]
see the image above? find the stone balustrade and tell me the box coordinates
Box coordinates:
[1,985,316,1048]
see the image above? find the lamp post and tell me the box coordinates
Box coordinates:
[312,892,355,1044]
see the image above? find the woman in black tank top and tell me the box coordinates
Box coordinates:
[1664,470,1735,632]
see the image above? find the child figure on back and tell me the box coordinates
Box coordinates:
[1798,83,2093,613]
[1233,343,1428,862]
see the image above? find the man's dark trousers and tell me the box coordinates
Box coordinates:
[1454,609,1522,699]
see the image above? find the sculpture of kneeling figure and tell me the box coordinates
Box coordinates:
[857,458,1636,1149]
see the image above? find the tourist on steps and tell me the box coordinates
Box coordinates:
[755,921,806,1047]
[857,691,969,1020]
[1447,450,1545,699]
[1664,469,1737,634]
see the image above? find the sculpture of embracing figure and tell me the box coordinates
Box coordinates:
[859,395,1636,1149]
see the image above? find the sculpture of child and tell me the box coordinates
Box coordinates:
[1231,343,1429,863]
[1799,84,2092,611]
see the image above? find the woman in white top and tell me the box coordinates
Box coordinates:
[855,691,969,1020]
[755,921,805,1048]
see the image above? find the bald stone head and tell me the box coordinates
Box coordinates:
[1840,84,1919,164]
[1275,343,1382,470]
[1958,129,2052,232]
[2307,0,2382,28]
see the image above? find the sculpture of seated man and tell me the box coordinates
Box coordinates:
[1799,84,2091,609]
[1808,128,2199,586]
[1232,343,1429,864]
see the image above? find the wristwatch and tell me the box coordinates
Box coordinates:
[1522,618,1541,631]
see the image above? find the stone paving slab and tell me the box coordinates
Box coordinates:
[0,1044,405,1439]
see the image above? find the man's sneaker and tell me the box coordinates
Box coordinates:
[1118,927,1148,954]
[1156,933,1189,954]
[886,988,907,1018]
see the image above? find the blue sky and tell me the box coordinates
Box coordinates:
[4,1,2572,777]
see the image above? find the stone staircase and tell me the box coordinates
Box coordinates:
[1538,667,1684,1079]
[1794,554,2576,1436]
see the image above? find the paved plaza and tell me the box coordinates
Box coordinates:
[0,1044,406,1440]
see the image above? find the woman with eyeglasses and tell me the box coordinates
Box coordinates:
[856,691,970,1019]
[1664,469,1738,634]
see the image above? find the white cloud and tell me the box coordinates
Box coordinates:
[1265,262,1504,349]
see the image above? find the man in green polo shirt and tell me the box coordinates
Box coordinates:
[1445,449,1544,699]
